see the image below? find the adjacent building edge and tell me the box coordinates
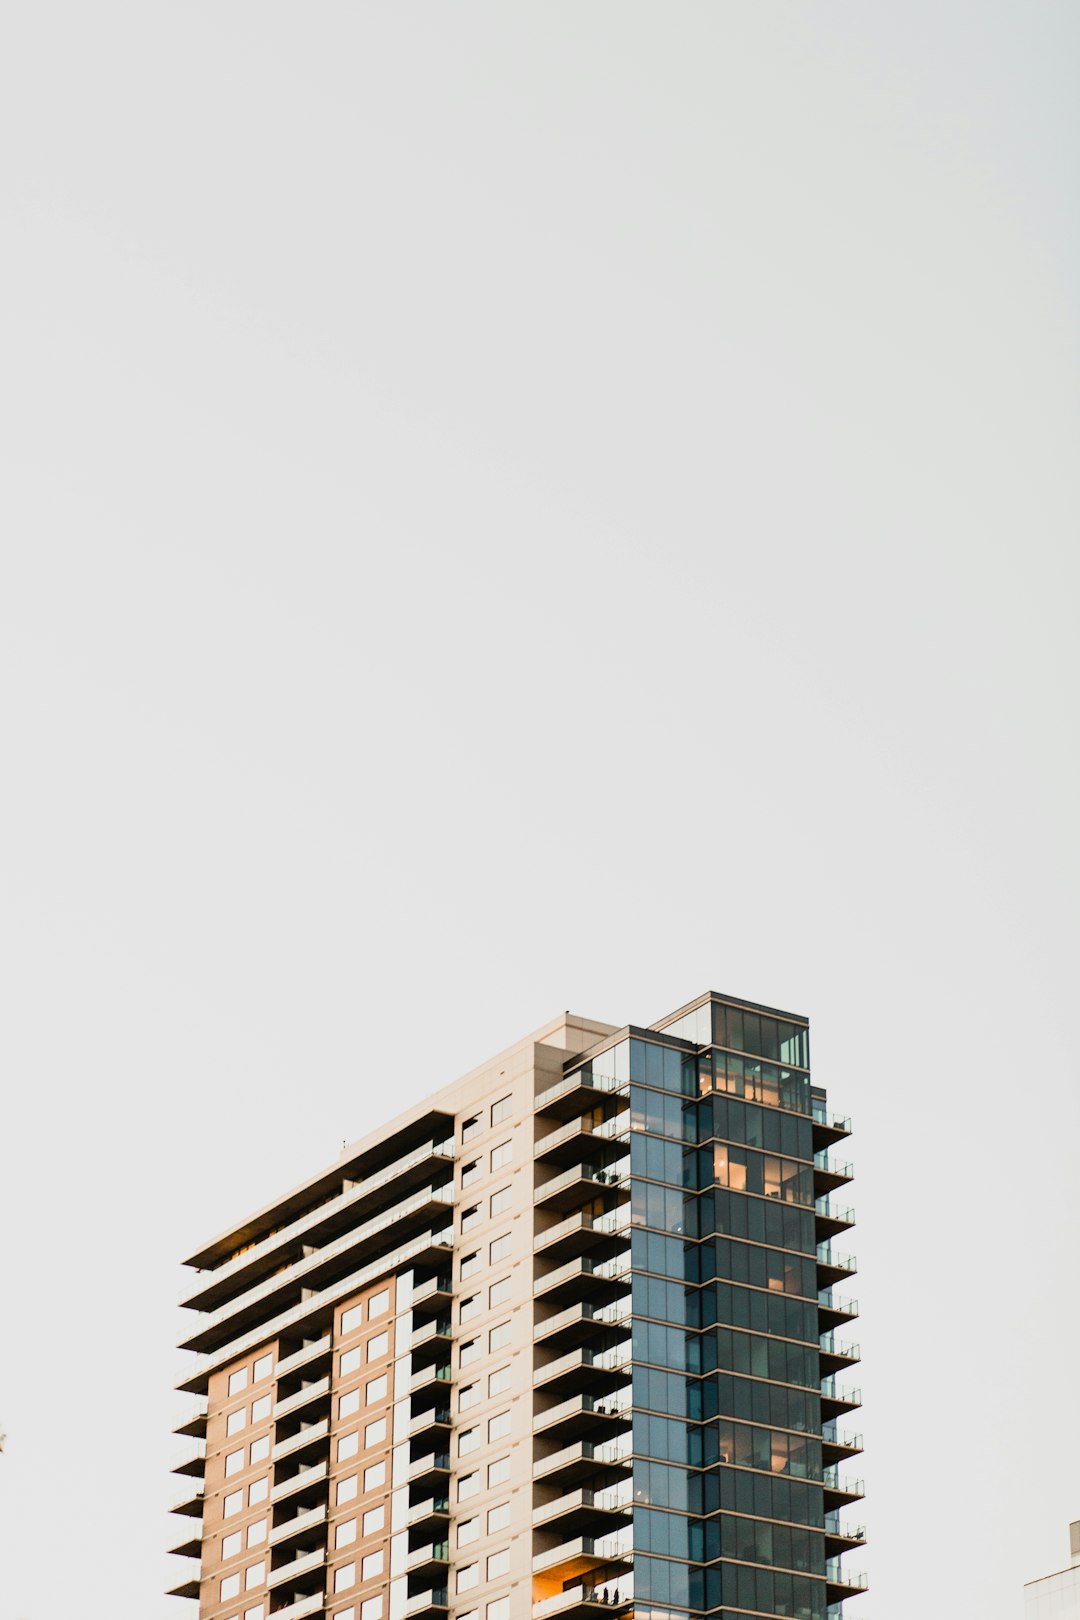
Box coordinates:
[170,990,867,1620]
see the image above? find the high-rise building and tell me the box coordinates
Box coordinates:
[170,991,866,1620]
[1024,1523,1080,1618]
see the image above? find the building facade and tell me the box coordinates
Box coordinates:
[1024,1523,1080,1618]
[170,992,866,1620]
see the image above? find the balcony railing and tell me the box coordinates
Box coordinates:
[267,1546,326,1588]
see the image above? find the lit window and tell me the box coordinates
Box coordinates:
[248,1477,269,1505]
[338,1432,359,1461]
[458,1426,480,1455]
[251,1394,271,1423]
[487,1502,510,1534]
[361,1600,384,1620]
[223,1489,243,1517]
[457,1564,479,1593]
[340,1390,361,1419]
[335,1519,357,1549]
[363,1460,386,1490]
[458,1471,479,1499]
[245,1561,265,1590]
[459,1382,480,1410]
[366,1331,389,1361]
[364,1417,387,1447]
[252,1353,273,1382]
[488,1599,510,1620]
[461,1204,481,1233]
[460,1295,480,1323]
[368,1289,390,1318]
[460,1251,482,1279]
[250,1435,270,1464]
[228,1368,248,1397]
[460,1337,480,1365]
[491,1095,512,1125]
[457,1517,479,1546]
[489,1322,511,1352]
[488,1411,510,1441]
[341,1304,363,1335]
[334,1563,357,1594]
[221,1574,241,1601]
[490,1140,512,1170]
[247,1520,267,1547]
[462,1114,482,1143]
[222,1531,242,1560]
[488,1456,510,1487]
[366,1374,388,1404]
[487,1549,510,1579]
[361,1550,384,1580]
[489,1233,512,1264]
[461,1159,481,1188]
[337,1475,358,1504]
[488,1277,512,1307]
[226,1407,246,1437]
[488,1366,511,1396]
[224,1448,244,1477]
[489,1186,512,1216]
[362,1505,385,1536]
[340,1347,362,1377]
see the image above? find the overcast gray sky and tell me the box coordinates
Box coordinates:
[1,4,1077,1617]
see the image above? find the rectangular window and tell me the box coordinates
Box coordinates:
[224,1448,243,1477]
[248,1477,268,1505]
[335,1519,357,1549]
[244,1607,265,1620]
[461,1159,482,1187]
[222,1530,242,1559]
[490,1140,512,1170]
[459,1426,480,1455]
[340,1347,362,1377]
[367,1331,389,1361]
[459,1382,480,1410]
[458,1471,480,1499]
[460,1251,482,1279]
[487,1502,510,1534]
[490,1186,512,1216]
[361,1600,384,1620]
[462,1114,482,1143]
[366,1374,388,1404]
[251,1394,271,1423]
[340,1390,361,1419]
[364,1417,387,1447]
[226,1408,246,1436]
[457,1565,479,1593]
[228,1368,248,1397]
[341,1303,363,1334]
[460,1338,481,1365]
[368,1288,390,1318]
[457,1517,479,1546]
[343,1429,364,1461]
[334,1563,356,1593]
[488,1456,510,1487]
[221,1574,241,1601]
[247,1520,267,1547]
[488,1366,511,1397]
[249,1435,270,1464]
[488,1276,512,1307]
[488,1601,510,1620]
[460,1295,481,1322]
[491,1095,512,1125]
[461,1204,481,1232]
[245,1562,265,1590]
[489,1233,512,1264]
[362,1504,385,1535]
[361,1550,384,1580]
[489,1322,511,1352]
[223,1489,243,1517]
[487,1550,510,1579]
[363,1461,386,1490]
[337,1475,358,1504]
[252,1352,273,1382]
[488,1411,511,1442]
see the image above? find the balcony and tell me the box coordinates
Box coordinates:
[410,1318,453,1363]
[533,1483,633,1534]
[534,1111,630,1165]
[408,1450,451,1491]
[822,1469,865,1510]
[534,1163,629,1214]
[813,1154,854,1197]
[533,1437,632,1487]
[819,1335,860,1377]
[409,1408,452,1446]
[412,1274,453,1313]
[407,1495,450,1536]
[275,1377,331,1423]
[267,1595,325,1620]
[824,1518,866,1558]
[168,1528,201,1559]
[404,1589,449,1620]
[170,1484,204,1518]
[534,1299,631,1351]
[534,1068,628,1120]
[532,1586,632,1619]
[535,1252,631,1306]
[406,1541,450,1582]
[534,1209,630,1262]
[268,1546,326,1589]
[815,1246,857,1290]
[276,1336,332,1381]
[273,1420,330,1465]
[533,1530,634,1579]
[410,1361,453,1400]
[270,1461,329,1506]
[821,1425,863,1466]
[811,1102,852,1154]
[167,1575,200,1600]
[270,1503,327,1550]
[173,1403,208,1440]
[534,1391,632,1444]
[827,1563,869,1603]
[814,1199,855,1243]
[534,1343,632,1397]
[820,1380,861,1421]
[817,1293,859,1333]
[171,1442,205,1479]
